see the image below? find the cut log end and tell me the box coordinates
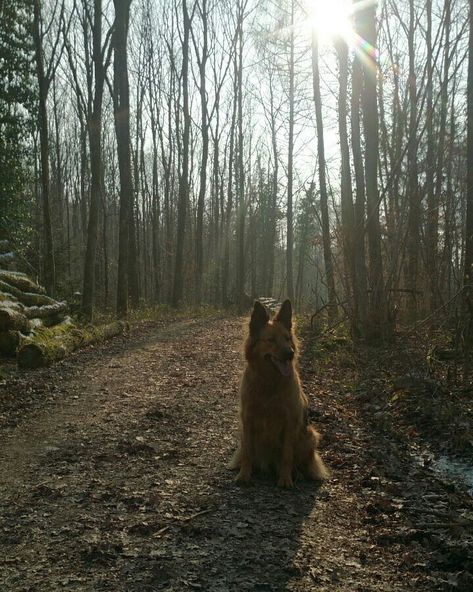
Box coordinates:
[0,330,21,356]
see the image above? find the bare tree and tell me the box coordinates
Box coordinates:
[82,0,112,320]
[172,0,192,307]
[357,0,388,338]
[464,0,473,346]
[32,0,67,295]
[312,27,336,324]
[113,0,133,318]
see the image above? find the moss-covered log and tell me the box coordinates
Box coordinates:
[17,320,128,369]
[0,330,20,356]
[0,293,23,312]
[0,280,56,307]
[0,271,45,295]
[0,252,16,267]
[0,240,11,254]
[0,308,30,332]
[24,301,68,320]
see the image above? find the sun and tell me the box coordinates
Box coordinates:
[306,0,354,44]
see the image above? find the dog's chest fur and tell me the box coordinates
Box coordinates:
[240,367,305,432]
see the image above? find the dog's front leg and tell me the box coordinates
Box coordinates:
[278,429,295,488]
[235,423,253,485]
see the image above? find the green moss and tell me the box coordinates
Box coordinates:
[18,320,128,369]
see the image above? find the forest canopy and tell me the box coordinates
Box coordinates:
[0,0,472,340]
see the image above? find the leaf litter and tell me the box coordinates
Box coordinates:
[0,315,471,591]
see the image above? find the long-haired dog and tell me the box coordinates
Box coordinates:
[229,299,329,488]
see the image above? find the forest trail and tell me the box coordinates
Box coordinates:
[0,315,472,592]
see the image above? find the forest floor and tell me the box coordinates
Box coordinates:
[0,312,473,591]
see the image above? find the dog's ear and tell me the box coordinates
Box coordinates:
[249,301,269,337]
[275,299,292,330]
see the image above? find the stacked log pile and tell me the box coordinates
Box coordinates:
[0,242,127,368]
[0,240,17,269]
[0,267,68,357]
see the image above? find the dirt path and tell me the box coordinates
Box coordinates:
[0,315,471,591]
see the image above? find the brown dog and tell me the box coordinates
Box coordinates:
[229,299,329,488]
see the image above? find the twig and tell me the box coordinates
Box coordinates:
[154,509,212,537]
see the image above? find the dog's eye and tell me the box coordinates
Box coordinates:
[266,337,276,343]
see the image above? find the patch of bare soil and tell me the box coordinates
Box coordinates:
[0,315,471,591]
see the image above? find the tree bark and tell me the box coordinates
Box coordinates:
[113,0,133,318]
[286,1,295,303]
[336,38,355,323]
[33,0,55,296]
[463,0,473,345]
[405,0,420,322]
[351,47,368,336]
[82,0,106,320]
[172,0,191,307]
[235,1,246,312]
[312,31,336,324]
[194,0,209,304]
[357,0,388,339]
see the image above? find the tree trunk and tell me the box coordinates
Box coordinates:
[336,38,355,323]
[113,0,133,318]
[435,0,452,305]
[405,0,420,322]
[357,0,388,339]
[33,0,55,296]
[425,0,437,314]
[312,32,336,324]
[82,0,106,320]
[194,0,209,304]
[351,47,368,336]
[286,1,295,303]
[463,0,473,346]
[235,2,246,312]
[172,0,191,307]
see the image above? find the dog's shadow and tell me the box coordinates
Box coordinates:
[197,472,325,591]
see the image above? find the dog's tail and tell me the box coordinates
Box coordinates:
[310,452,330,481]
[304,425,330,481]
[228,446,241,470]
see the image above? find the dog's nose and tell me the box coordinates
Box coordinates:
[283,348,294,361]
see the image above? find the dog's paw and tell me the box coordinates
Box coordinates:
[235,469,252,485]
[277,474,294,488]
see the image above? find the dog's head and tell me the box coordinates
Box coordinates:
[245,299,297,376]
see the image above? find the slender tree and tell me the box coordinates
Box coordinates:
[82,0,111,320]
[312,28,336,324]
[464,0,473,345]
[357,0,388,338]
[113,0,133,318]
[33,0,65,295]
[193,0,209,304]
[172,0,191,307]
[286,0,295,302]
[335,37,355,320]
